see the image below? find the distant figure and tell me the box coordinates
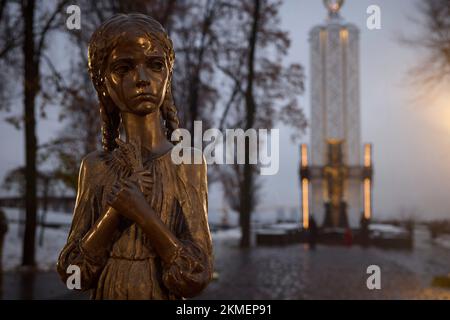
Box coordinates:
[0,207,8,297]
[405,219,415,248]
[0,208,8,271]
[308,216,318,250]
[360,213,370,247]
[344,228,353,247]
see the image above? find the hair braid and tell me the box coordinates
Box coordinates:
[99,100,121,151]
[161,85,180,143]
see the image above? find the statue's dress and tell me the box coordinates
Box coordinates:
[57,143,212,299]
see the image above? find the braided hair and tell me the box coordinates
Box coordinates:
[88,13,180,152]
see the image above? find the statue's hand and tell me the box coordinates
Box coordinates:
[129,170,153,195]
[107,177,154,226]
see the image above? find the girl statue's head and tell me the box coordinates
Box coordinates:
[88,13,179,151]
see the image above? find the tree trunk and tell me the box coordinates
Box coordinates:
[159,0,177,29]
[187,0,213,134]
[21,0,38,267]
[240,0,260,248]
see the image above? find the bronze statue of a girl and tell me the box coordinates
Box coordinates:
[57,14,213,300]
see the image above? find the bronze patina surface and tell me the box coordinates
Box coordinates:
[57,14,213,300]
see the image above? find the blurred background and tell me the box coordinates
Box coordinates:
[1,0,450,299]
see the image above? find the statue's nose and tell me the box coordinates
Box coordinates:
[136,65,150,86]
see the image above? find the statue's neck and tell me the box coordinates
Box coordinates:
[120,111,172,157]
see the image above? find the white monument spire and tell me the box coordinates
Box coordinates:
[307,0,362,227]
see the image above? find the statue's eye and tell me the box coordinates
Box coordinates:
[149,60,164,72]
[113,63,132,74]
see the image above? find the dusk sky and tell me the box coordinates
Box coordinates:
[1,0,450,223]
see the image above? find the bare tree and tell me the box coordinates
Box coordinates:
[171,0,221,134]
[214,0,306,247]
[403,0,450,91]
[0,0,69,266]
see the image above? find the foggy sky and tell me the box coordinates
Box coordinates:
[1,0,449,222]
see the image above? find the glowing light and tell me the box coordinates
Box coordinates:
[340,29,348,41]
[301,144,308,167]
[300,144,309,229]
[426,91,450,134]
[323,180,329,201]
[364,144,372,167]
[320,29,327,46]
[363,144,372,219]
[302,178,309,229]
[364,178,371,219]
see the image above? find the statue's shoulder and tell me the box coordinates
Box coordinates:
[79,150,111,177]
[175,147,207,183]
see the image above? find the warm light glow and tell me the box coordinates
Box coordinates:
[364,178,371,219]
[301,144,308,167]
[323,180,329,201]
[301,144,309,229]
[302,178,309,229]
[363,144,372,219]
[340,29,348,41]
[364,144,372,167]
[320,29,327,45]
[426,90,450,134]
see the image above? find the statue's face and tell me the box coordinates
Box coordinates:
[105,31,169,115]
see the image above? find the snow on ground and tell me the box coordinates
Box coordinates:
[1,207,241,271]
[4,208,72,226]
[2,208,71,271]
[211,228,241,241]
[267,223,301,231]
[434,234,450,250]
[369,224,406,234]
[3,222,69,271]
[3,208,72,271]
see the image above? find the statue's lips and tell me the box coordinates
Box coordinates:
[133,93,157,101]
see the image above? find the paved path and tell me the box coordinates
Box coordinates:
[1,227,450,300]
[197,228,450,299]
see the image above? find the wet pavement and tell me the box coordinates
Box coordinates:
[1,227,450,300]
[197,227,450,299]
[1,269,88,300]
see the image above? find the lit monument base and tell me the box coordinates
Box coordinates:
[322,201,348,229]
[300,143,373,230]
